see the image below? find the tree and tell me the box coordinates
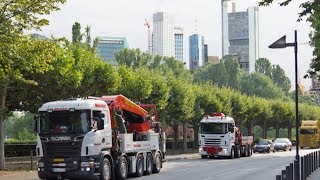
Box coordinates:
[256,58,273,78]
[0,0,66,169]
[115,48,152,69]
[240,72,286,99]
[259,1,320,77]
[193,55,241,89]
[271,65,291,94]
[72,22,83,44]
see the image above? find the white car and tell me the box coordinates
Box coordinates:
[273,138,292,151]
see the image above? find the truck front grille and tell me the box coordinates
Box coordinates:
[204,138,221,146]
[44,143,81,157]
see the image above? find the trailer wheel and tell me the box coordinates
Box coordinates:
[135,154,144,177]
[229,146,235,159]
[153,152,162,173]
[201,155,207,159]
[101,158,112,180]
[235,147,241,158]
[243,146,248,157]
[144,153,153,175]
[247,146,252,156]
[115,156,128,180]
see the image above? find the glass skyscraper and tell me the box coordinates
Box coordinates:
[189,34,205,71]
[97,37,129,65]
[228,6,259,73]
[174,26,184,62]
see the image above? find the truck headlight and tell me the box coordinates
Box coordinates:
[80,162,94,168]
[199,147,203,152]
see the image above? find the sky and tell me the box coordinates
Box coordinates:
[34,0,314,90]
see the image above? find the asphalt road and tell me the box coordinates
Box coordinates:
[1,148,319,180]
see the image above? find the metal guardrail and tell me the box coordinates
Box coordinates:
[276,150,320,180]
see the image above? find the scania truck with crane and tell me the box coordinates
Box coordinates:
[198,113,253,159]
[34,95,165,180]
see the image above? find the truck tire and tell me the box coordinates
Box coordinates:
[201,155,208,159]
[243,146,248,157]
[101,158,112,180]
[115,156,128,180]
[229,147,235,159]
[153,152,162,173]
[135,154,144,177]
[247,146,252,156]
[235,147,241,158]
[144,153,153,175]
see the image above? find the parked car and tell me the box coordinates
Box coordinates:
[253,139,275,153]
[273,138,292,151]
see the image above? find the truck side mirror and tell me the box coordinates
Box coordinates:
[34,115,39,132]
[97,117,104,130]
[228,126,234,133]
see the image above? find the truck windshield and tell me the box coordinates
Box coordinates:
[39,110,90,134]
[200,123,226,134]
[300,129,317,134]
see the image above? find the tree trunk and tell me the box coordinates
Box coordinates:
[0,86,7,170]
[193,122,199,149]
[275,122,279,138]
[172,124,179,150]
[287,124,292,140]
[263,120,267,139]
[247,120,254,136]
[182,122,187,153]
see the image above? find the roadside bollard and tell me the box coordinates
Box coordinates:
[282,169,287,180]
[289,163,293,180]
[301,157,304,180]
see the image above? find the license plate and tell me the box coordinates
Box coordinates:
[52,168,66,172]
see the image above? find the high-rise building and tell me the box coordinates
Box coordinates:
[228,6,259,73]
[204,44,208,64]
[174,26,184,62]
[152,12,175,58]
[221,0,236,56]
[189,34,205,71]
[97,37,129,65]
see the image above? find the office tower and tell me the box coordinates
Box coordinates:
[189,34,205,71]
[221,0,236,56]
[228,6,259,73]
[97,37,129,65]
[204,44,208,64]
[152,12,175,58]
[174,26,184,62]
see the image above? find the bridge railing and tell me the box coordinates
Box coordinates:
[276,150,320,180]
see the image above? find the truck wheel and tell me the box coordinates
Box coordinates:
[101,158,112,180]
[235,147,241,158]
[115,156,128,180]
[229,147,235,159]
[144,153,153,175]
[248,146,252,156]
[243,146,248,157]
[135,154,144,177]
[201,155,207,159]
[153,152,162,173]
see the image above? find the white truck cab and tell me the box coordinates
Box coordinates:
[198,113,253,159]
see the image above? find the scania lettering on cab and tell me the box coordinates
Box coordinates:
[198,112,253,159]
[34,95,165,180]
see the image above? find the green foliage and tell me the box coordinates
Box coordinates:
[240,72,286,99]
[193,55,241,89]
[4,112,35,140]
[72,22,83,44]
[115,48,152,69]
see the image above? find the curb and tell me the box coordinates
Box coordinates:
[165,154,200,161]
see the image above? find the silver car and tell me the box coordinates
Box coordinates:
[274,138,292,151]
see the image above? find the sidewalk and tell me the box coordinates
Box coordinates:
[308,169,320,180]
[165,153,200,161]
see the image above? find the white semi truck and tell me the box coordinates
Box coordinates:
[198,113,253,159]
[34,95,165,180]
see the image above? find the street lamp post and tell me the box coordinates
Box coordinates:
[269,30,299,180]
